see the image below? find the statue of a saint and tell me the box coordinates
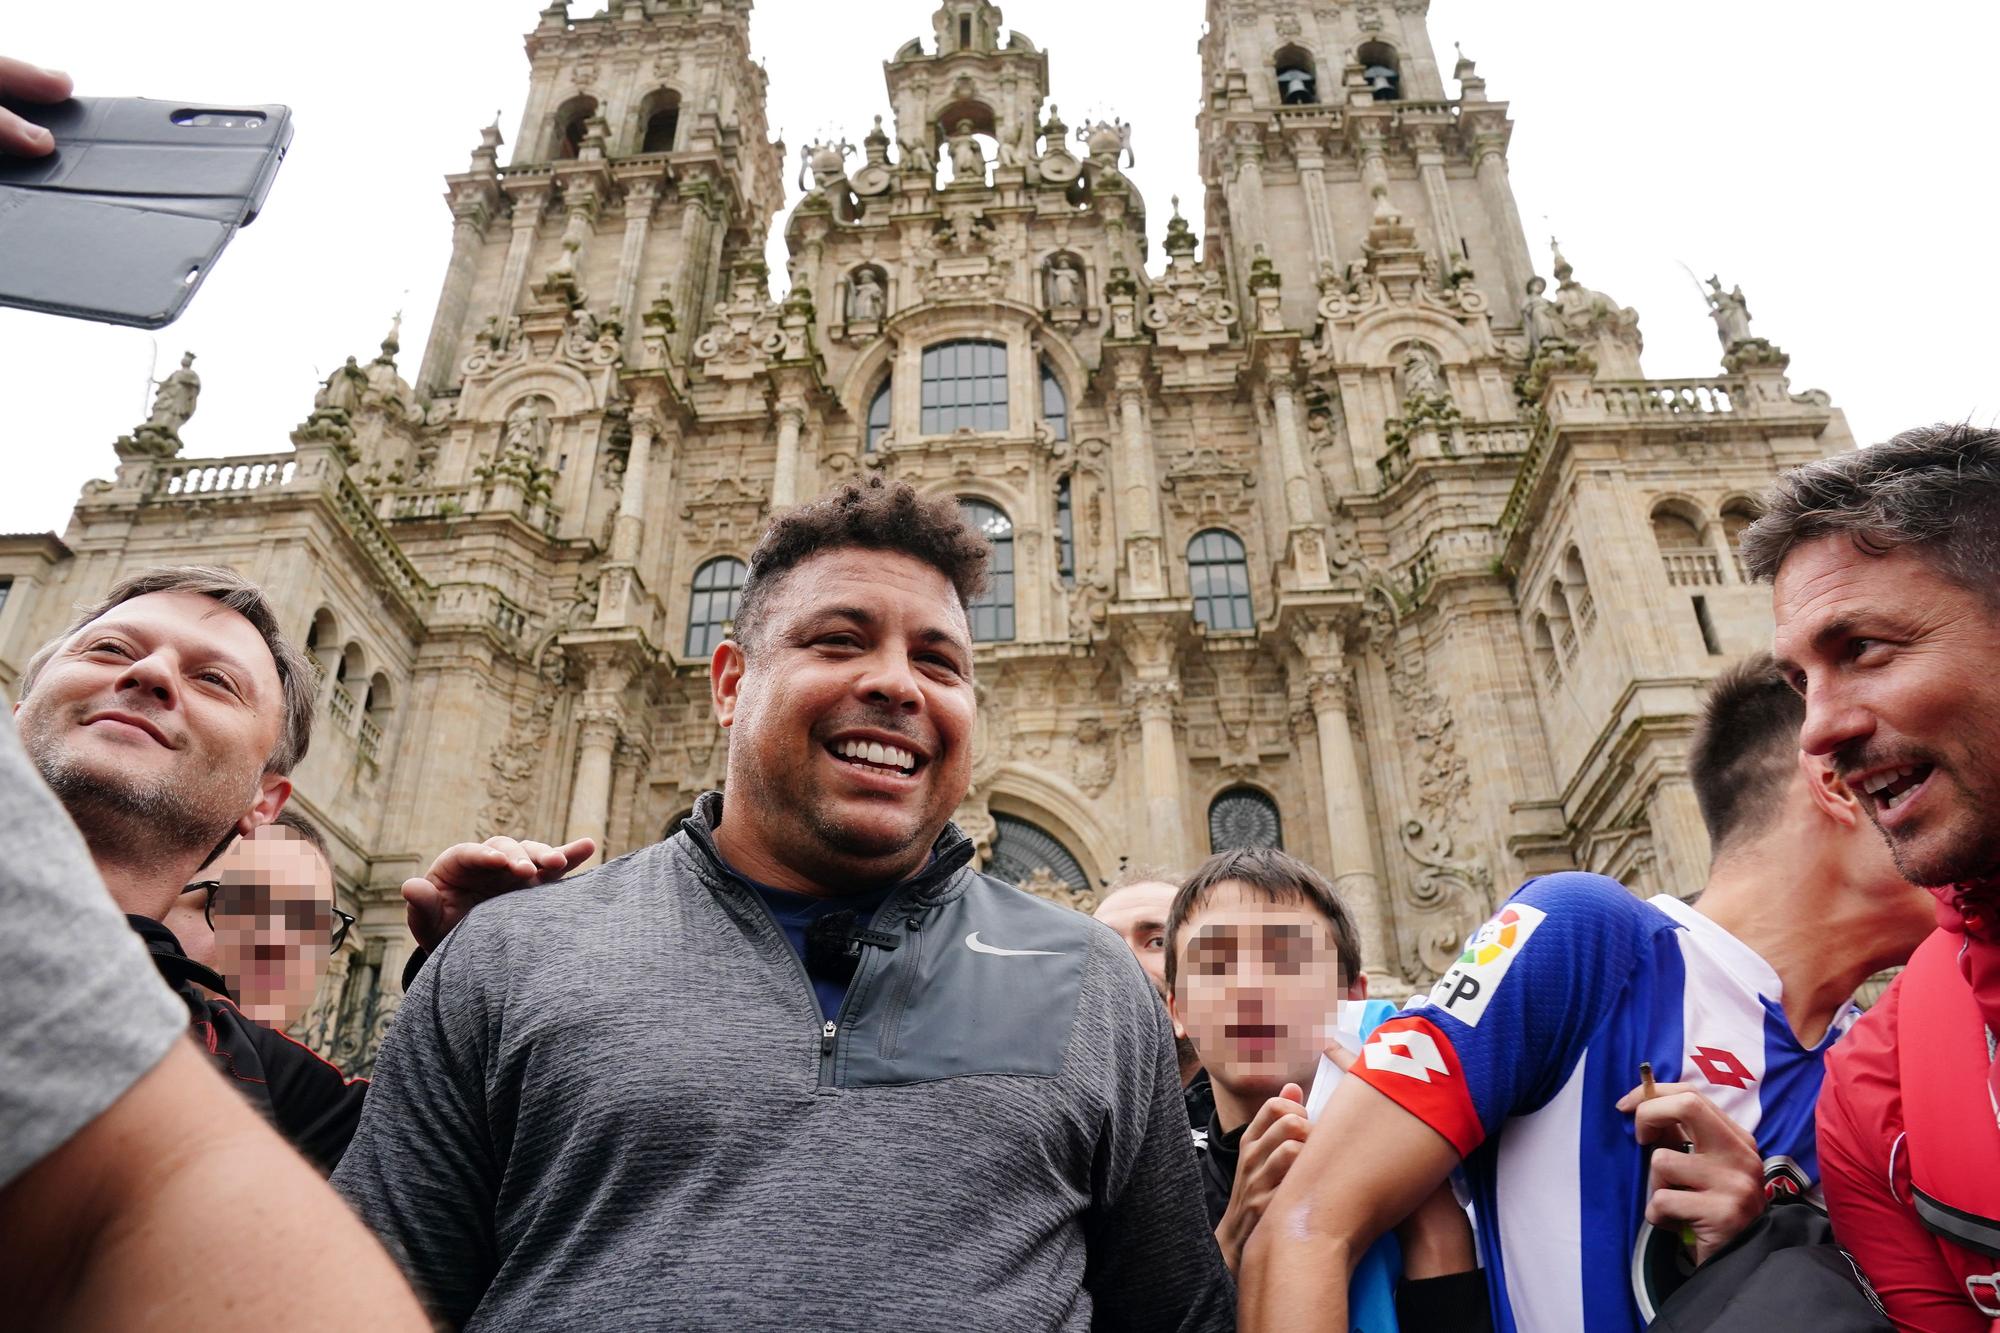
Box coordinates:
[1705,276,1753,349]
[1401,346,1443,402]
[1046,258,1082,310]
[546,210,591,283]
[313,356,365,417]
[849,268,885,322]
[899,137,934,175]
[1521,276,1567,355]
[948,119,985,184]
[503,398,549,462]
[145,352,201,434]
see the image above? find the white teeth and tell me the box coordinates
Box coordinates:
[1862,766,1911,797]
[834,739,916,772]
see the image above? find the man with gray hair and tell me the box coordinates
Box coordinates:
[1743,423,2000,1329]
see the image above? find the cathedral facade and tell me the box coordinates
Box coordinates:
[0,0,1854,1071]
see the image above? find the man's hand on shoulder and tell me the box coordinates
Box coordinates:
[1215,1083,1310,1274]
[1616,1079,1765,1264]
[0,57,72,157]
[403,835,595,951]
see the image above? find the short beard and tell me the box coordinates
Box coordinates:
[32,745,245,866]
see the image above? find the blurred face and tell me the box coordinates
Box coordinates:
[1093,881,1177,990]
[1170,881,1362,1097]
[1774,538,2000,889]
[713,549,976,885]
[206,826,337,1028]
[14,590,289,867]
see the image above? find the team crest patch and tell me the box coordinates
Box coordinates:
[1423,902,1548,1027]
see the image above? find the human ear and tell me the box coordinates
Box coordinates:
[711,640,746,727]
[1345,971,1369,1002]
[1797,748,1862,830]
[241,774,292,836]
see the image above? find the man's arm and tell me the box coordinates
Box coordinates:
[1083,942,1236,1333]
[0,1038,427,1331]
[1240,1069,1461,1332]
[330,922,503,1326]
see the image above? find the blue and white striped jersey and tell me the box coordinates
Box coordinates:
[1351,872,1855,1333]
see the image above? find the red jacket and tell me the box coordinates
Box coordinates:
[1819,895,2000,1333]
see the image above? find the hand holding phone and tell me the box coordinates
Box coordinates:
[0,57,72,157]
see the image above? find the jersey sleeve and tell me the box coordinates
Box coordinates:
[1350,873,1665,1158]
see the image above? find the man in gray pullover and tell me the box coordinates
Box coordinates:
[332,477,1234,1331]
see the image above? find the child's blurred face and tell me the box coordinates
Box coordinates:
[1171,880,1359,1096]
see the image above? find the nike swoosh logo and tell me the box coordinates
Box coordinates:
[964,931,1064,958]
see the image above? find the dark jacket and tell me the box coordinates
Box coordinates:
[333,793,1234,1331]
[128,915,366,1174]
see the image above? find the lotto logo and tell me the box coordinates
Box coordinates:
[1423,902,1548,1027]
[1364,1027,1450,1084]
[1689,1045,1757,1090]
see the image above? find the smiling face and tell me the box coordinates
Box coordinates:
[1772,536,2000,889]
[14,589,290,879]
[1170,880,1361,1098]
[710,547,977,891]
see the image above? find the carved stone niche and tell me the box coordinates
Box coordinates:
[1042,251,1093,326]
[1161,447,1257,522]
[837,263,891,343]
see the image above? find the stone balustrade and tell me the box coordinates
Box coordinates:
[382,484,560,538]
[1661,550,1724,587]
[332,480,432,611]
[152,455,297,497]
[1593,379,1736,417]
[328,682,356,728]
[357,715,382,763]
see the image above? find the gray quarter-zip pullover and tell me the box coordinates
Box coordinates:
[332,794,1234,1331]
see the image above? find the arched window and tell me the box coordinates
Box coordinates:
[1054,476,1075,587]
[359,672,392,762]
[921,340,1008,434]
[638,89,680,154]
[304,608,337,681]
[1532,612,1561,686]
[1210,788,1283,852]
[866,377,892,453]
[685,556,747,657]
[959,499,1015,641]
[1188,529,1254,632]
[552,95,599,160]
[1652,502,1720,587]
[988,813,1090,894]
[1562,545,1595,632]
[1357,42,1401,101]
[1040,358,1068,442]
[1275,45,1319,104]
[1720,498,1760,580]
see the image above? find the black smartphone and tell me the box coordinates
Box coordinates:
[0,97,292,328]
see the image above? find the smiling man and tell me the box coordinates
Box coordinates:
[333,477,1232,1331]
[1745,423,2000,1331]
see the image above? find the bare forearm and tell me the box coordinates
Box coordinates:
[1395,1183,1478,1279]
[1240,1217,1354,1333]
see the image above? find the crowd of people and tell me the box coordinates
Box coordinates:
[6,59,2000,1333]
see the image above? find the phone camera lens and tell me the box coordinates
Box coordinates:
[245,118,263,129]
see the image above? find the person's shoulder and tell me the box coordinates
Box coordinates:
[458,837,684,936]
[958,870,1110,948]
[1504,871,1677,942]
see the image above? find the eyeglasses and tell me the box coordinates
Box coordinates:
[182,880,356,952]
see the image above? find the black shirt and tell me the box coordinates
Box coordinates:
[128,915,367,1174]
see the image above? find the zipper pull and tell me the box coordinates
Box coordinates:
[821,1020,838,1056]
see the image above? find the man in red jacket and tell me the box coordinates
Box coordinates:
[1746,422,2000,1331]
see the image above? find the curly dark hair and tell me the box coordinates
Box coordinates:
[731,476,990,652]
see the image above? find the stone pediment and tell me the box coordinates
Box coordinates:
[679,476,769,551]
[1162,446,1256,520]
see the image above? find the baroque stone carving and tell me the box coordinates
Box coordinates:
[118,351,201,458]
[481,642,568,835]
[1071,715,1117,796]
[1144,206,1238,352]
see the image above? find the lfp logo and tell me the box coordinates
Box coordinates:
[1424,903,1548,1027]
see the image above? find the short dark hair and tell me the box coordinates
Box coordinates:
[1688,653,1805,855]
[730,476,990,652]
[269,808,332,866]
[1739,423,2000,603]
[1164,847,1361,992]
[18,565,315,774]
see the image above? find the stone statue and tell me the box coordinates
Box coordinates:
[564,306,601,358]
[898,136,934,175]
[145,352,201,434]
[1046,256,1082,310]
[503,398,549,462]
[1401,346,1443,402]
[313,356,365,417]
[997,116,1032,168]
[948,119,985,184]
[1705,276,1753,348]
[1521,276,1567,355]
[848,268,885,322]
[546,209,591,284]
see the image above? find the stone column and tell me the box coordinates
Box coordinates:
[1132,680,1188,867]
[1116,381,1166,597]
[611,411,656,563]
[1473,143,1534,311]
[1416,149,1463,271]
[1269,375,1316,529]
[672,182,718,363]
[495,186,550,319]
[1293,132,1339,278]
[564,659,632,866]
[613,180,659,343]
[418,206,489,397]
[771,402,805,508]
[1309,666,1389,974]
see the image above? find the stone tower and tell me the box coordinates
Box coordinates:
[0,0,1856,1067]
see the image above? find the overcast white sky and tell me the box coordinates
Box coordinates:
[3,2,1994,536]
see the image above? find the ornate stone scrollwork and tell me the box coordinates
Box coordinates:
[1398,819,1495,979]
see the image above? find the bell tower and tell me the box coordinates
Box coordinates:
[1197,0,1537,332]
